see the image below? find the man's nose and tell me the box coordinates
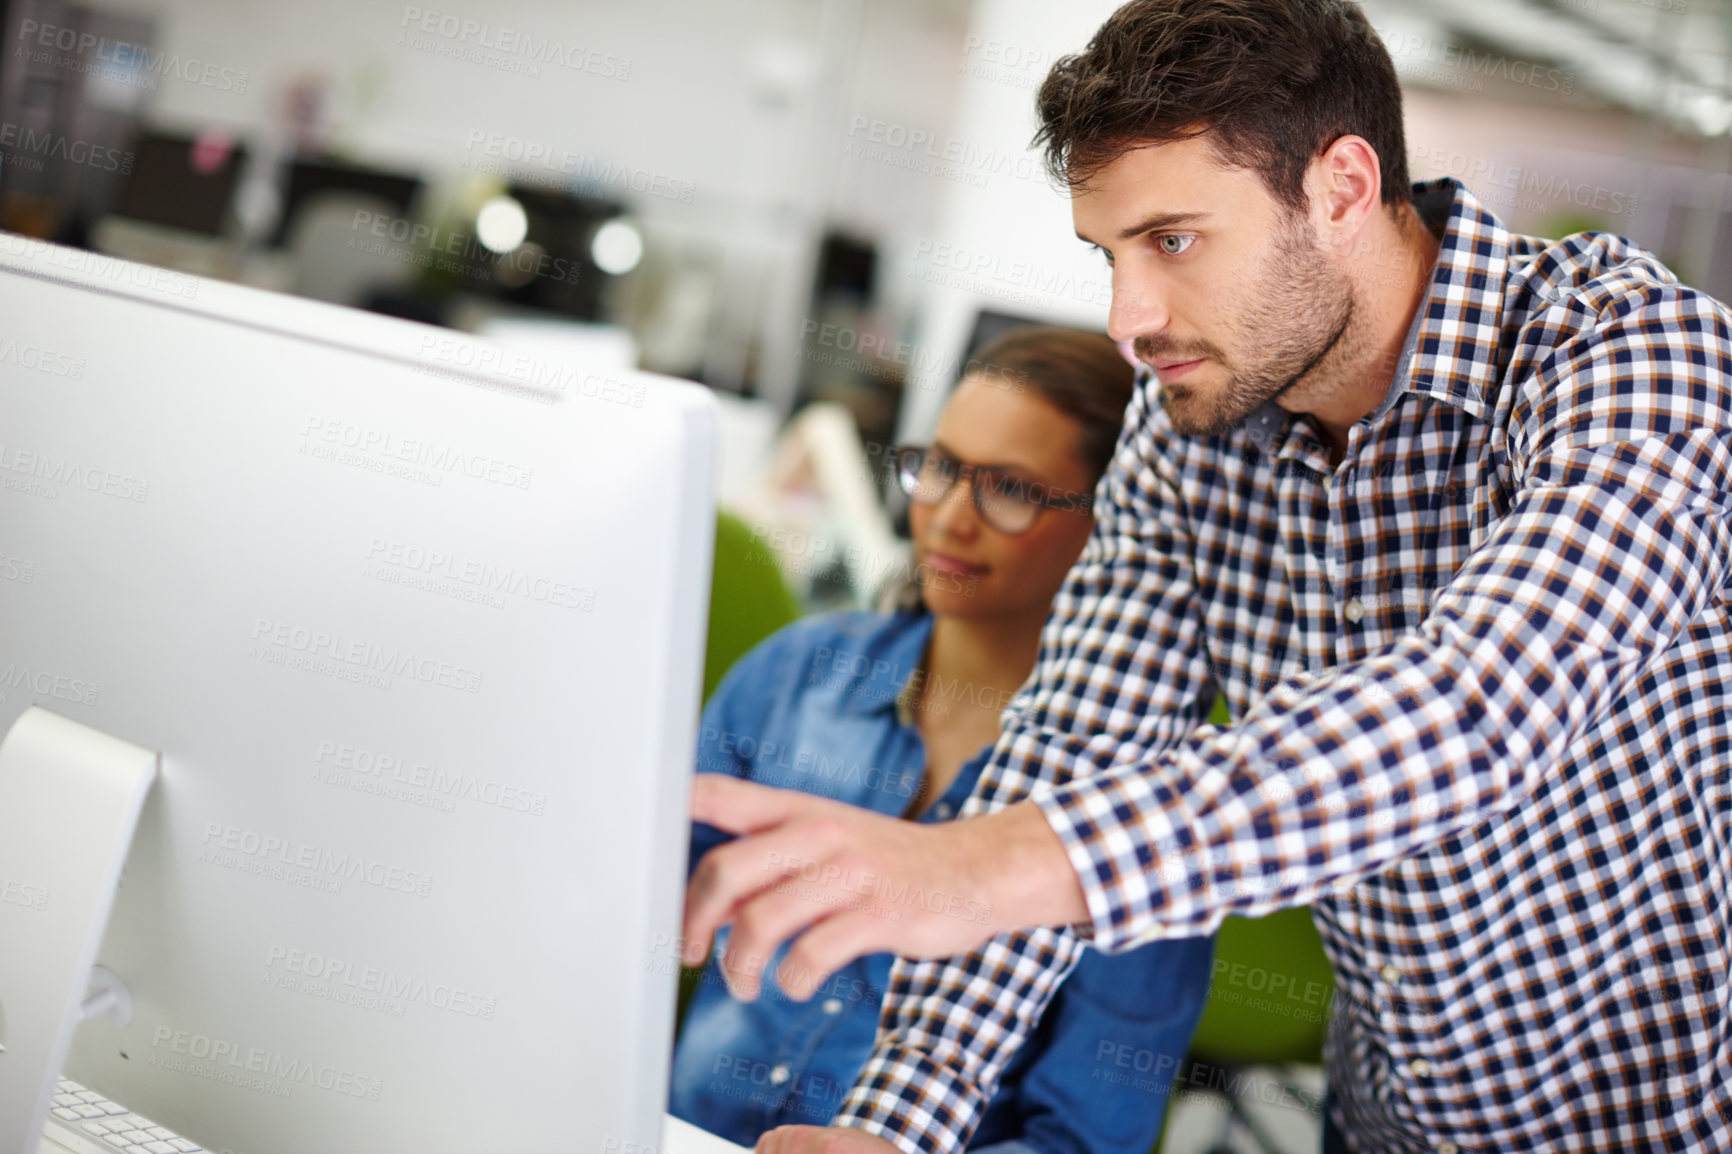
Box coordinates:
[1107,272,1171,343]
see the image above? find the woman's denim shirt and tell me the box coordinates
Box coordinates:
[670,610,1215,1154]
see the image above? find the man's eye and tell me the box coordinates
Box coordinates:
[1157,235,1195,256]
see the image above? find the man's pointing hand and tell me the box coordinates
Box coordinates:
[681,775,1087,1001]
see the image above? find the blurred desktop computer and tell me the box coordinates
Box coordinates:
[111,130,247,238]
[495,183,629,322]
[0,233,714,1154]
[960,307,1109,361]
[92,129,250,278]
[267,157,423,249]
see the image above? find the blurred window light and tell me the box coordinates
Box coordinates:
[476,195,530,253]
[592,218,644,275]
[1683,91,1732,137]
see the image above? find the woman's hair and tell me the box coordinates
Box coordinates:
[882,325,1135,612]
[961,326,1136,480]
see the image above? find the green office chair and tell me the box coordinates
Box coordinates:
[676,510,803,1035]
[701,510,802,704]
[1153,694,1339,1154]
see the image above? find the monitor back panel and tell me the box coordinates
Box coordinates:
[0,236,713,1154]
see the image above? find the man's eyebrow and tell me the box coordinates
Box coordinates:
[1076,210,1212,245]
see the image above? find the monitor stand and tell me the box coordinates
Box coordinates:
[0,707,157,1154]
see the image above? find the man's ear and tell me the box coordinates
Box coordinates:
[1309,135,1383,257]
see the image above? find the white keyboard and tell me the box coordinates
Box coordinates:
[40,1079,748,1154]
[41,1078,203,1154]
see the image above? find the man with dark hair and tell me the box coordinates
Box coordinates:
[682,1,1732,1151]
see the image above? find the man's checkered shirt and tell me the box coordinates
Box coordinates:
[835,179,1732,1152]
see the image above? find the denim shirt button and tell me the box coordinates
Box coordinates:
[822,998,844,1015]
[769,1064,791,1085]
[934,802,953,819]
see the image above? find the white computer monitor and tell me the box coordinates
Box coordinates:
[0,235,714,1154]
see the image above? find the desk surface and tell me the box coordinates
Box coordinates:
[41,1112,748,1154]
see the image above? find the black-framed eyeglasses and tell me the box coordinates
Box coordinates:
[892,445,1092,535]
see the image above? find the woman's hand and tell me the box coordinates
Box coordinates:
[754,1125,903,1154]
[682,775,1087,1001]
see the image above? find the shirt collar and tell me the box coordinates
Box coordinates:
[1241,177,1506,456]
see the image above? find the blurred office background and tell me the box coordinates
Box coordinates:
[2,1,1725,1150]
[1,0,1727,620]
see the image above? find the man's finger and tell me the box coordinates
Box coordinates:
[722,879,857,1001]
[692,774,840,835]
[681,811,855,967]
[777,910,898,1001]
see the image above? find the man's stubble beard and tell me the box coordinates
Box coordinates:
[1149,216,1357,438]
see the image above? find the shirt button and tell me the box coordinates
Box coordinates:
[934,802,953,819]
[821,998,843,1015]
[1436,1143,1459,1154]
[769,1064,790,1085]
[1410,1058,1432,1077]
[1344,598,1366,623]
[1380,964,1401,984]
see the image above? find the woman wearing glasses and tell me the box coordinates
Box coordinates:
[670,328,1215,1154]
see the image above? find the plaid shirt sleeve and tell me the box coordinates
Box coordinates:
[837,283,1732,1149]
[834,373,1223,1151]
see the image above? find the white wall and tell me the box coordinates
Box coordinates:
[98,0,819,216]
[891,0,1126,441]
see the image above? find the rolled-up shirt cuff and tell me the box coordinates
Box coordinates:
[1030,771,1184,953]
[835,1049,983,1154]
